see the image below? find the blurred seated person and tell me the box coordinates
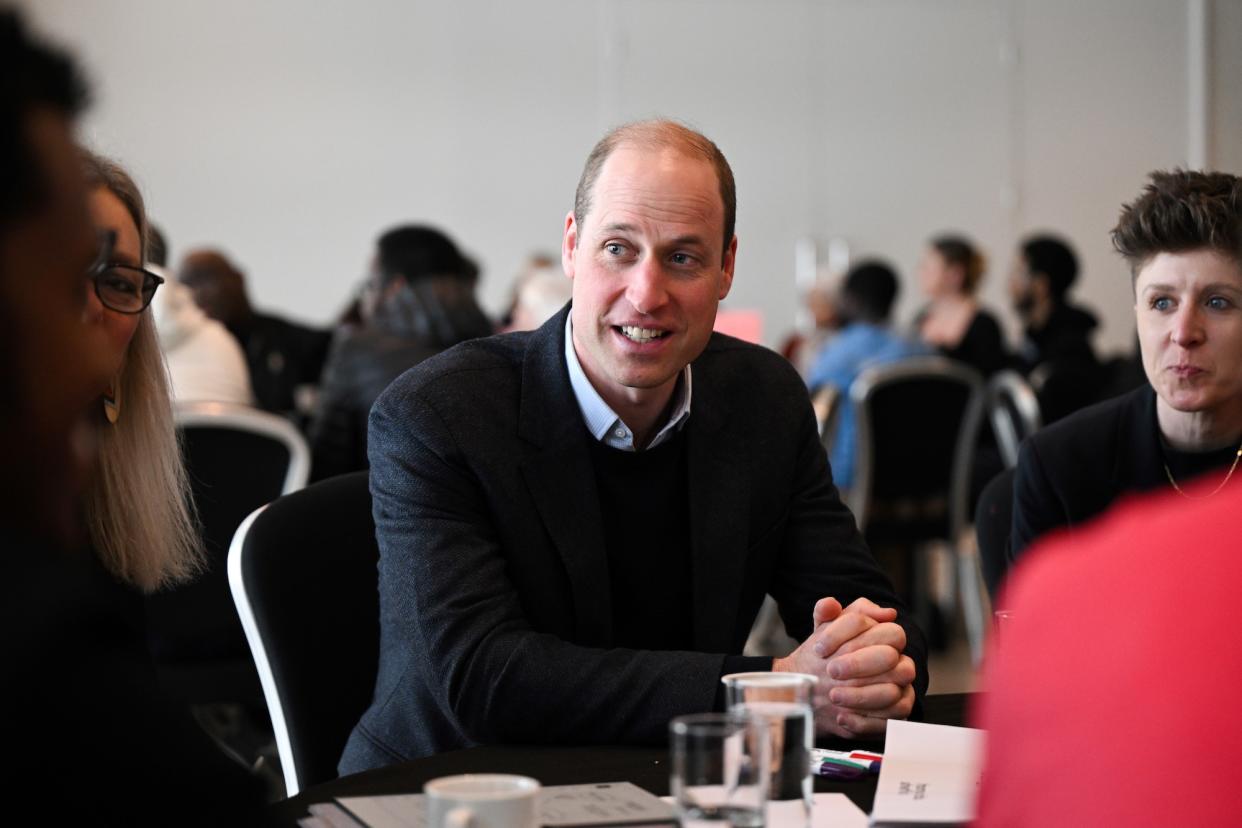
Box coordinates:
[914,234,1005,377]
[975,483,1242,826]
[81,151,202,597]
[1012,169,1242,558]
[504,264,573,332]
[806,260,928,492]
[148,226,252,405]
[308,224,493,480]
[1008,233,1102,423]
[780,274,841,378]
[0,12,266,823]
[178,248,331,420]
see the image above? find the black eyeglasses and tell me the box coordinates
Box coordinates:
[87,230,164,314]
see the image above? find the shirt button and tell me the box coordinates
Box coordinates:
[614,428,626,438]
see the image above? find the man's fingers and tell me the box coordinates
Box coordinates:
[834,685,916,733]
[812,597,842,627]
[811,611,875,657]
[832,621,907,658]
[828,681,904,710]
[829,655,916,688]
[827,644,900,680]
[841,597,898,623]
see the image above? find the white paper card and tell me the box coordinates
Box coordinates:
[869,720,985,826]
[338,781,675,828]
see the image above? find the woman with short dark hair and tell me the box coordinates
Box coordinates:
[1012,169,1242,558]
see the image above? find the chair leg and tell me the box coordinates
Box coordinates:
[956,540,989,667]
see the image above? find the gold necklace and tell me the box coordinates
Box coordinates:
[1163,441,1242,499]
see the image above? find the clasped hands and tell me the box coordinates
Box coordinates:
[772,597,916,738]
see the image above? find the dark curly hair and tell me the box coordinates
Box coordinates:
[1112,169,1242,284]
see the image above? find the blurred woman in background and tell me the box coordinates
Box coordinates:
[81,151,201,593]
[914,234,1005,377]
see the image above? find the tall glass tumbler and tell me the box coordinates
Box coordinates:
[721,672,816,826]
[670,712,770,828]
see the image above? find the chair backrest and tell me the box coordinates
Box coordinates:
[146,403,310,688]
[986,371,1042,468]
[848,357,985,540]
[228,471,379,796]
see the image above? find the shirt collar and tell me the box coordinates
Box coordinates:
[563,314,692,451]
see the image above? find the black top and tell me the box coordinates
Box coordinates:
[1,531,268,825]
[1011,384,1240,558]
[588,433,694,650]
[914,306,1006,377]
[231,311,332,416]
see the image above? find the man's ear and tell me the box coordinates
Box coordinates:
[718,234,738,300]
[561,211,578,280]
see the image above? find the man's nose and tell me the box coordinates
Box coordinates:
[625,257,669,315]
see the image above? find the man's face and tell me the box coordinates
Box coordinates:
[562,144,736,411]
[0,110,109,538]
[1009,255,1036,314]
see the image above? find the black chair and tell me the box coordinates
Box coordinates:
[228,470,379,796]
[975,467,1015,601]
[848,357,988,662]
[985,371,1041,469]
[146,402,310,705]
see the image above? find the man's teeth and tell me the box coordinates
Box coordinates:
[620,326,666,342]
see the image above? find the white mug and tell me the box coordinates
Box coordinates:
[424,774,541,828]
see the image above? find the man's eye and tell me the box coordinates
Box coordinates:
[1207,296,1232,311]
[1151,297,1173,311]
[670,253,693,266]
[604,243,625,256]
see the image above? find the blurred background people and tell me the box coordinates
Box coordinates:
[178,248,331,422]
[150,226,253,405]
[308,224,493,480]
[914,234,1005,377]
[81,150,202,595]
[1009,233,1103,423]
[806,259,928,493]
[780,274,842,378]
[504,264,572,332]
[1012,169,1242,558]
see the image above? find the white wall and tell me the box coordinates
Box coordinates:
[22,0,1238,354]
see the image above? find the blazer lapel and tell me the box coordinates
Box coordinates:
[686,372,751,652]
[517,309,613,646]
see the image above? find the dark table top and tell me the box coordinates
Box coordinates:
[273,693,973,825]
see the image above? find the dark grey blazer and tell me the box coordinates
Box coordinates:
[339,307,926,772]
[1011,385,1163,559]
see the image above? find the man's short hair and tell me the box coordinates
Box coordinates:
[842,259,899,324]
[0,10,88,222]
[1112,169,1242,281]
[1021,234,1078,300]
[573,119,736,256]
[376,225,470,287]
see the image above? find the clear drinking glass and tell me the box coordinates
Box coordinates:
[720,672,816,827]
[670,711,770,828]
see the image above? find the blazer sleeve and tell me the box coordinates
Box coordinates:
[764,388,930,702]
[368,386,732,748]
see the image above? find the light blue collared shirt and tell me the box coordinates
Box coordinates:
[564,315,692,451]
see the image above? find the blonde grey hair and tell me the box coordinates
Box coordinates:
[82,151,202,591]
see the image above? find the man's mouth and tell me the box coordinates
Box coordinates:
[618,325,668,343]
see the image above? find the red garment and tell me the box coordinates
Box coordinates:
[972,479,1242,826]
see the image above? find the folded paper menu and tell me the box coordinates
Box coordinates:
[332,781,676,828]
[869,720,985,826]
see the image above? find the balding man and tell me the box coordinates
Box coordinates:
[341,120,926,771]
